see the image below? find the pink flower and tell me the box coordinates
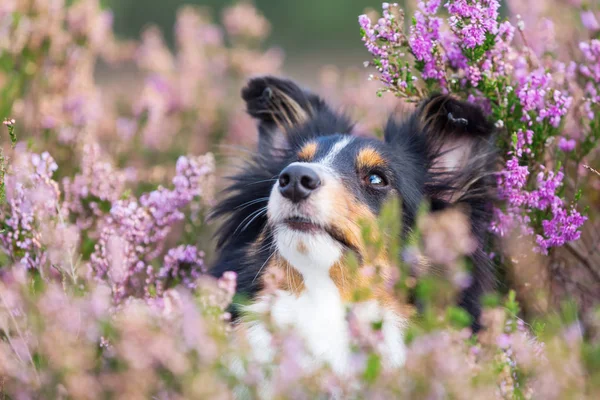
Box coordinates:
[558,137,576,152]
[581,10,600,31]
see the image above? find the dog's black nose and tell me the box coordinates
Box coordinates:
[278,165,321,203]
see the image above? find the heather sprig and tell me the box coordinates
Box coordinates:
[90,153,215,302]
[3,118,16,147]
[360,1,590,254]
[1,118,16,204]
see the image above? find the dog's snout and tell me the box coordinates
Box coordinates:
[278,165,321,203]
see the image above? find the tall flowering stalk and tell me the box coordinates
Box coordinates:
[0,149,64,270]
[1,118,17,204]
[360,1,593,254]
[90,154,215,302]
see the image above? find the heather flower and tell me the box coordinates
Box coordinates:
[91,154,215,301]
[62,143,126,231]
[418,208,477,287]
[409,1,446,85]
[493,130,586,253]
[517,69,572,128]
[580,10,600,31]
[0,150,61,270]
[359,4,416,94]
[356,2,586,252]
[222,2,271,40]
[579,40,600,117]
[131,4,280,151]
[558,137,576,152]
[155,245,206,296]
[446,0,500,49]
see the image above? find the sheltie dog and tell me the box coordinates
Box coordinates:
[210,76,496,376]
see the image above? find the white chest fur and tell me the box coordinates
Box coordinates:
[241,226,407,381]
[243,271,407,377]
[244,274,351,375]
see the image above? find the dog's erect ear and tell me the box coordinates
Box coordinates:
[385,94,496,202]
[415,94,495,176]
[242,76,340,155]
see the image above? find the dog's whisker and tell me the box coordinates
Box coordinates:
[233,206,268,235]
[234,197,270,210]
[245,177,279,186]
[252,250,277,284]
[240,208,269,233]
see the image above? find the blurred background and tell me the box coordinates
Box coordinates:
[106,0,385,80]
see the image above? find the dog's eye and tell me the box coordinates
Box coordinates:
[366,172,387,187]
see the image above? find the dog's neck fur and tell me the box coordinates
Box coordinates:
[242,236,408,376]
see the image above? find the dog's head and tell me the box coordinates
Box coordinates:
[212,76,496,291]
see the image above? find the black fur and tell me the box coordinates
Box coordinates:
[210,77,497,330]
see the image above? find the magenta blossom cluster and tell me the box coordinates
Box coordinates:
[579,39,600,120]
[516,69,572,128]
[491,130,586,253]
[359,1,504,93]
[90,154,214,301]
[446,0,500,49]
[409,1,444,83]
[359,3,414,91]
[361,1,590,254]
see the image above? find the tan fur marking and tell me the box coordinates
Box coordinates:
[298,142,318,161]
[356,147,386,171]
[296,240,308,254]
[267,87,310,134]
[327,182,378,257]
[319,180,413,318]
[247,229,268,258]
[420,95,451,129]
[329,259,414,318]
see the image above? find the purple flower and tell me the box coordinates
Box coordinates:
[155,245,206,296]
[579,40,600,118]
[446,0,500,49]
[493,131,586,253]
[517,69,572,128]
[359,5,417,91]
[91,154,215,302]
[558,137,576,152]
[1,151,61,270]
[409,2,446,85]
[62,143,126,231]
[581,10,600,31]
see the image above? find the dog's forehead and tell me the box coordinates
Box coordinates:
[297,134,389,169]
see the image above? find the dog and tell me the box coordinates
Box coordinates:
[210,76,496,376]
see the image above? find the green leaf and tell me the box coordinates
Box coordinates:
[81,236,97,261]
[583,342,600,374]
[414,59,425,73]
[371,320,384,331]
[363,353,381,384]
[505,290,520,317]
[482,292,501,308]
[446,306,473,329]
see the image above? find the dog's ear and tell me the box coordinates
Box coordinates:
[385,94,496,202]
[242,76,344,155]
[415,94,495,177]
